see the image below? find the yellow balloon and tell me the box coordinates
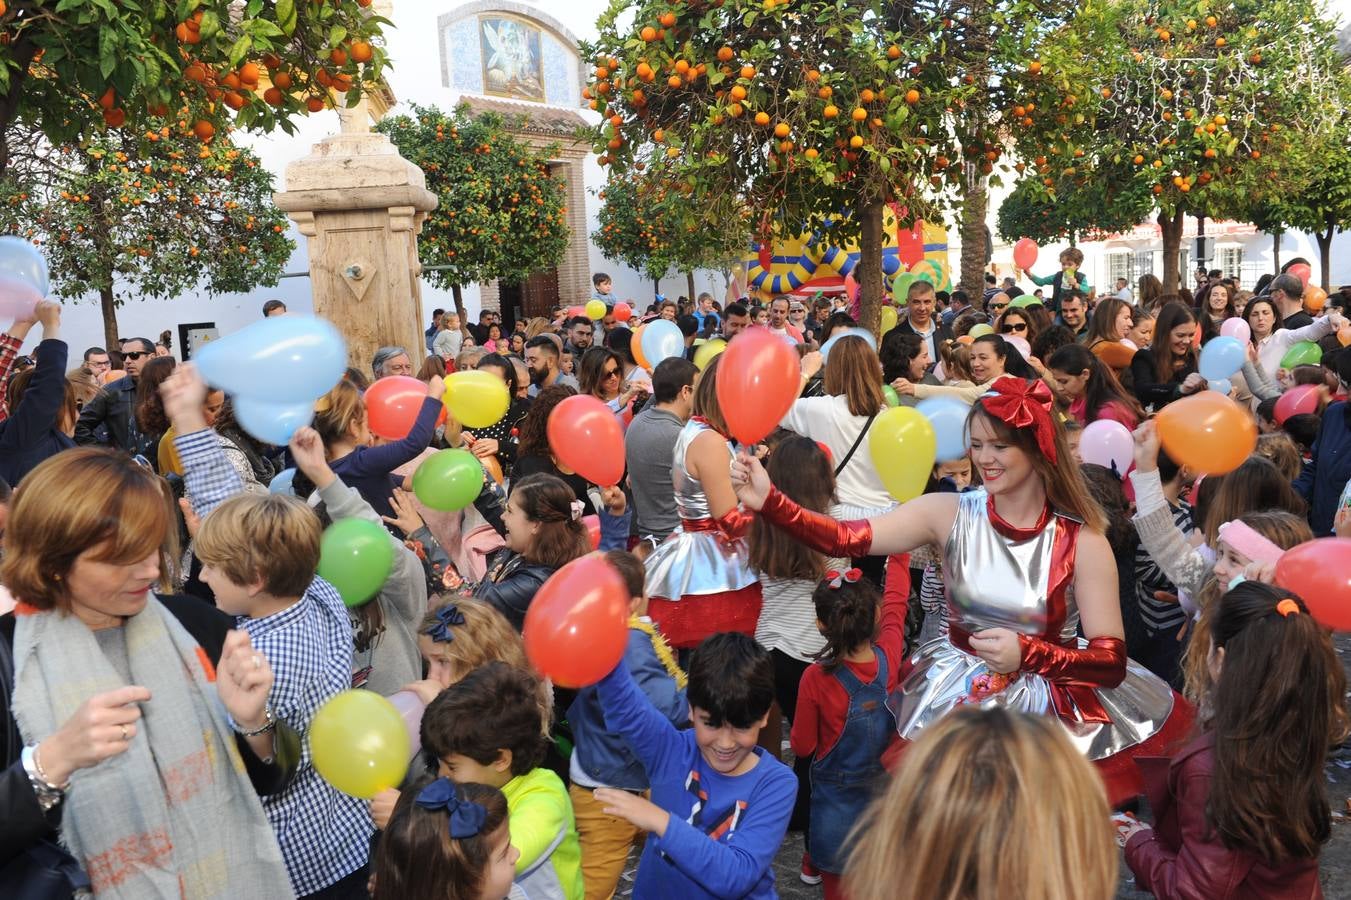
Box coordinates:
[879,306,899,336]
[968,323,994,338]
[443,370,510,428]
[585,299,607,320]
[868,407,936,502]
[693,338,727,371]
[309,690,410,799]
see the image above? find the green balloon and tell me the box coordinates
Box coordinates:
[968,323,994,338]
[891,272,917,302]
[412,448,484,512]
[318,518,395,608]
[1280,340,1323,369]
[1009,294,1044,309]
[882,384,900,408]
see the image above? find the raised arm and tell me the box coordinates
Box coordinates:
[166,364,244,518]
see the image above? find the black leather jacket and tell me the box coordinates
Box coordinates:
[476,550,557,631]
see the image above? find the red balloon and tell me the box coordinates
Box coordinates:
[365,376,429,440]
[844,273,860,303]
[568,305,585,318]
[1288,262,1312,288]
[1274,384,1320,425]
[1274,538,1351,631]
[613,302,633,322]
[582,514,601,549]
[547,394,626,487]
[523,554,630,687]
[716,326,800,446]
[1013,238,1039,270]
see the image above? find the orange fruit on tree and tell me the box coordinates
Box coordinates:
[823,104,838,118]
[806,69,820,81]
[860,88,875,103]
[904,89,920,104]
[804,147,818,159]
[193,119,215,140]
[224,91,246,110]
[1250,150,1261,159]
[332,73,352,92]
[185,63,207,82]
[667,75,682,88]
[306,96,326,112]
[817,85,832,99]
[728,102,744,117]
[1029,60,1042,74]
[652,128,664,141]
[1153,184,1163,194]
[666,146,680,158]
[330,47,348,66]
[274,71,293,90]
[1133,154,1144,164]
[350,41,373,64]
[640,26,657,41]
[239,61,261,84]
[717,46,734,62]
[262,53,282,70]
[730,84,747,100]
[315,68,333,87]
[223,71,242,89]
[849,134,864,149]
[675,59,690,74]
[263,87,285,106]
[754,111,771,126]
[779,140,793,153]
[636,62,653,80]
[1215,37,1226,47]
[850,106,867,121]
[1206,14,1217,26]
[659,11,676,27]
[774,122,790,137]
[887,45,900,59]
[1204,147,1217,158]
[98,86,116,109]
[740,65,756,79]
[1214,114,1227,125]
[1101,87,1112,98]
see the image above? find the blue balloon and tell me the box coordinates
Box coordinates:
[0,235,49,296]
[641,319,685,367]
[233,397,313,447]
[1207,378,1232,395]
[269,467,297,495]
[820,327,878,364]
[916,396,971,462]
[1198,335,1244,381]
[194,314,347,404]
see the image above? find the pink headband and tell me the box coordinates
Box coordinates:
[1217,520,1285,566]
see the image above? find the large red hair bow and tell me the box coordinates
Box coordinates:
[979,377,1058,464]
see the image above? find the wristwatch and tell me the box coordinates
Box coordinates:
[21,743,67,812]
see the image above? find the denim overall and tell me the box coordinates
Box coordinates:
[809,646,895,874]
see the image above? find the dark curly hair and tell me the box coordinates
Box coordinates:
[515,383,577,459]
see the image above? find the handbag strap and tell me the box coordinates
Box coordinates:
[834,412,877,477]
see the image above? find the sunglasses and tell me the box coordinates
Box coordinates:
[603,368,620,379]
[124,351,151,360]
[989,303,1008,313]
[1000,323,1028,334]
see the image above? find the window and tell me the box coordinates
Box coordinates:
[1215,246,1243,279]
[1106,251,1134,286]
[1135,251,1154,277]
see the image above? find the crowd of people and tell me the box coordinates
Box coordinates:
[0,254,1349,900]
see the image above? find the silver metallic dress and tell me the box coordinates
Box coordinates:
[891,490,1184,772]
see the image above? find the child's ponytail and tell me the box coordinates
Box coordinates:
[811,568,881,671]
[1207,581,1348,863]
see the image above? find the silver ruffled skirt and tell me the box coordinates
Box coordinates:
[644,528,759,599]
[889,635,1177,760]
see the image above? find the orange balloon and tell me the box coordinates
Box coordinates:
[523,555,629,687]
[1155,391,1256,475]
[1304,284,1327,313]
[1339,323,1351,348]
[716,326,801,445]
[956,334,974,345]
[630,322,651,370]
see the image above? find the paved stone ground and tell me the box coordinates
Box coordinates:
[618,634,1351,898]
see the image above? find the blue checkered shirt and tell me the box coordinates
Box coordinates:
[176,428,374,893]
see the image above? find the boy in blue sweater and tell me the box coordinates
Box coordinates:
[594,632,797,899]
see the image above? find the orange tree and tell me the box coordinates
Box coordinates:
[0,0,388,172]
[1254,127,1351,289]
[593,168,749,298]
[1008,0,1345,291]
[376,103,569,320]
[0,121,292,346]
[996,174,1153,246]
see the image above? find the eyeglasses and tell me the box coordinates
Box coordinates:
[1000,323,1028,334]
[988,303,1008,313]
[603,368,620,379]
[124,351,150,360]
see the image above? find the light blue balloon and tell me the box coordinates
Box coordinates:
[269,467,297,495]
[0,235,49,296]
[1207,378,1232,395]
[1198,335,1244,381]
[194,314,347,404]
[641,319,685,367]
[820,327,878,364]
[233,397,313,447]
[916,396,971,462]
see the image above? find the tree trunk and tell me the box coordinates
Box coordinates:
[1158,209,1185,293]
[653,277,660,298]
[1272,230,1281,272]
[0,39,37,176]
[99,285,119,350]
[1318,226,1334,291]
[857,197,884,335]
[686,270,696,301]
[959,166,989,297]
[451,283,471,339]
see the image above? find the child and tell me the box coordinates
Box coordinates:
[567,550,688,900]
[593,633,796,899]
[1023,246,1089,313]
[193,491,373,896]
[911,456,975,647]
[1123,582,1347,897]
[312,375,444,521]
[792,569,906,900]
[373,775,520,900]
[423,661,584,900]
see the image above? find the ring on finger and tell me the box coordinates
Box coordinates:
[120,724,129,741]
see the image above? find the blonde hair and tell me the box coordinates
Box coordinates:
[2,448,175,611]
[313,379,365,454]
[845,708,1116,900]
[418,599,552,731]
[1254,433,1303,481]
[195,493,322,598]
[524,317,552,339]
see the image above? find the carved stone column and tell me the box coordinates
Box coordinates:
[273,126,437,373]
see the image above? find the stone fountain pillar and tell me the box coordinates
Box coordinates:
[273,101,437,374]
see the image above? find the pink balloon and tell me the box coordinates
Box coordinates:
[0,276,41,320]
[386,690,426,761]
[1274,384,1320,425]
[1013,238,1039,270]
[1004,334,1032,358]
[1218,317,1250,344]
[1080,419,1134,476]
[845,273,860,303]
[1288,262,1312,288]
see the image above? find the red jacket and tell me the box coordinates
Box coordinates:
[1125,733,1323,900]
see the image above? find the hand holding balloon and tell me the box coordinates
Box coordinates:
[729,451,771,511]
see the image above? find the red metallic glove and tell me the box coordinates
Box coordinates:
[760,486,874,558]
[1017,635,1127,689]
[714,507,755,541]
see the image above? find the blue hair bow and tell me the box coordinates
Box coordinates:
[428,604,466,643]
[415,778,488,838]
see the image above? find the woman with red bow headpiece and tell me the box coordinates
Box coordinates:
[731,376,1192,805]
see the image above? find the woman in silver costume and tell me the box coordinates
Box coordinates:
[731,376,1193,805]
